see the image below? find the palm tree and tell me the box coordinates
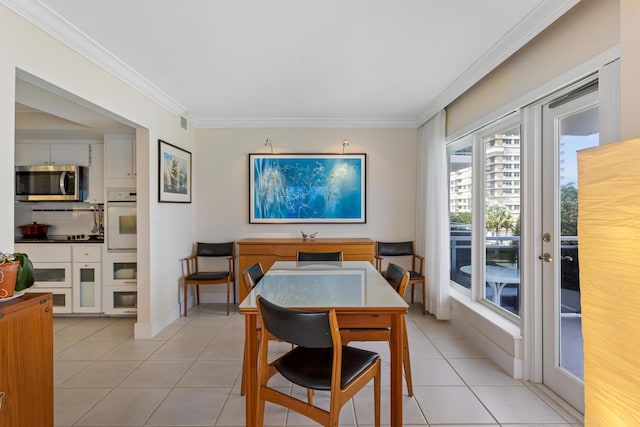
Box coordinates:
[486,204,513,237]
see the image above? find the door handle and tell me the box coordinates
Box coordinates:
[0,391,5,409]
[59,171,68,195]
[538,253,553,262]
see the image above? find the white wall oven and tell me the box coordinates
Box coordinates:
[104,252,137,315]
[106,189,137,251]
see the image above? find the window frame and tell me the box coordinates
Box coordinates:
[448,112,523,322]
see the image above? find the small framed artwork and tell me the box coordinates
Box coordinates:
[158,140,192,203]
[249,153,366,223]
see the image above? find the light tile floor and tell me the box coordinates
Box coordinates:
[54,304,584,426]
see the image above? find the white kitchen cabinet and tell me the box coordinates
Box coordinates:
[15,144,50,165]
[104,252,137,315]
[71,245,102,313]
[88,143,104,203]
[15,143,90,166]
[15,243,104,314]
[104,135,136,188]
[16,244,73,314]
[72,262,101,313]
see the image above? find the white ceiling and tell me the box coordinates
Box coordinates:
[4,0,580,128]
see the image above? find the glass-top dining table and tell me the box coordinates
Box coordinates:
[239,261,409,426]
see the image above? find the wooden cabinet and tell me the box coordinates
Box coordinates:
[15,142,90,166]
[104,135,136,188]
[237,238,375,302]
[0,293,53,427]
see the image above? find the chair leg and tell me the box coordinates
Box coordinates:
[422,281,427,315]
[196,285,200,305]
[226,279,230,315]
[240,345,246,396]
[411,283,415,303]
[374,360,381,427]
[233,278,237,304]
[402,320,414,396]
[256,390,266,427]
[183,282,188,317]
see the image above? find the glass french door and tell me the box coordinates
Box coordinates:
[541,83,598,413]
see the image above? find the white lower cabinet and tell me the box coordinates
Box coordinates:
[71,245,102,313]
[72,262,101,313]
[16,243,103,314]
[104,253,137,315]
[17,244,73,314]
[25,287,72,314]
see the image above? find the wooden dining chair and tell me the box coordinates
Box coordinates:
[256,295,381,427]
[296,251,343,261]
[181,241,235,316]
[340,262,414,396]
[242,262,264,294]
[376,241,427,314]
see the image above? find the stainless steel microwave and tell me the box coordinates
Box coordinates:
[15,165,86,201]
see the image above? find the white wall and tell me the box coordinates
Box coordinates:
[446,0,619,139]
[191,127,418,301]
[0,5,195,338]
[620,0,640,139]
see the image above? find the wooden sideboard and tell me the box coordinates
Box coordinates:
[237,238,375,302]
[0,293,53,427]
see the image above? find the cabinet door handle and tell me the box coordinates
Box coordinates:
[0,391,5,409]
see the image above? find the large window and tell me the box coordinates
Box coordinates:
[449,114,522,317]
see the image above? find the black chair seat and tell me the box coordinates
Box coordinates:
[274,346,379,391]
[187,271,230,281]
[409,271,424,280]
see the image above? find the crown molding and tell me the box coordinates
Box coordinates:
[1,0,187,116]
[190,116,419,129]
[2,0,580,129]
[415,0,582,126]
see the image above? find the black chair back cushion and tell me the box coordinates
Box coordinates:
[377,241,413,257]
[297,251,343,262]
[385,262,407,292]
[258,296,333,348]
[258,296,380,391]
[243,263,264,291]
[197,242,234,257]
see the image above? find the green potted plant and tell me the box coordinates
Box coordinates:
[0,252,35,298]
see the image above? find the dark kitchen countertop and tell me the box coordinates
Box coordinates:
[15,235,105,244]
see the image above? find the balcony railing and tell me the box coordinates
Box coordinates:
[450,232,580,316]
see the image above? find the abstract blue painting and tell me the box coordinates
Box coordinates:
[249,154,366,223]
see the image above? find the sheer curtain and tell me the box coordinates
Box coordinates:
[415,110,450,319]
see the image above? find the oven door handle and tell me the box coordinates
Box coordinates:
[59,171,68,195]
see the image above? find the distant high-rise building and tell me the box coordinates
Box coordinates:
[449,134,521,222]
[484,134,521,220]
